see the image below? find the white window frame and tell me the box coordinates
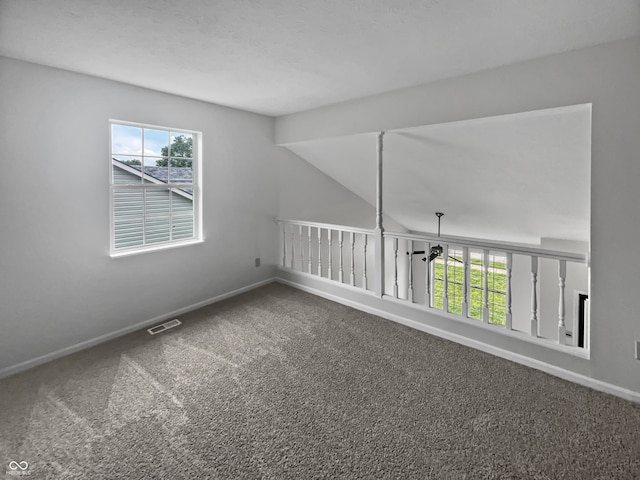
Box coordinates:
[109,119,203,257]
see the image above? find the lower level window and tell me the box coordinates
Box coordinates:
[109,120,202,255]
[432,250,506,325]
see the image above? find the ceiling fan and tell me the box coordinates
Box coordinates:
[428,212,444,261]
[407,212,462,263]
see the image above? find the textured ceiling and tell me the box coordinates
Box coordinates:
[0,0,638,116]
[284,105,591,245]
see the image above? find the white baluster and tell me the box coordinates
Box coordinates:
[506,253,513,330]
[299,225,304,272]
[282,223,286,267]
[308,226,313,274]
[442,244,449,312]
[290,227,295,269]
[483,249,490,323]
[338,230,344,283]
[362,235,368,290]
[558,260,567,344]
[531,256,539,337]
[350,232,356,286]
[317,228,322,277]
[407,240,414,302]
[430,251,436,308]
[462,247,469,317]
[425,241,430,307]
[393,237,399,298]
[328,229,333,280]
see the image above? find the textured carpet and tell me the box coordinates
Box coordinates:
[1,282,639,479]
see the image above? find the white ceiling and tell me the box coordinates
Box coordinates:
[0,0,638,116]
[284,105,592,245]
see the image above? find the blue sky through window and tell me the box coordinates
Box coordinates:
[144,128,169,156]
[111,124,176,158]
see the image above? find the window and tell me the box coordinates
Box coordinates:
[445,248,465,315]
[432,249,506,325]
[109,120,202,255]
[484,253,507,325]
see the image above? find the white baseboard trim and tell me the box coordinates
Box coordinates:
[0,277,276,380]
[276,278,640,405]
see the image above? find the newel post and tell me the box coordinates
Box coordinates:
[374,131,386,298]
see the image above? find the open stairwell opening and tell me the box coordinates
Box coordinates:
[277,104,591,358]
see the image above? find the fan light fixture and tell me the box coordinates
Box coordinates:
[407,212,445,263]
[428,212,445,262]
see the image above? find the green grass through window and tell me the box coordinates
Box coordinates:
[431,257,507,326]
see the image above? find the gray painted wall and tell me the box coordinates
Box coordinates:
[275,37,640,394]
[278,146,405,230]
[0,57,280,371]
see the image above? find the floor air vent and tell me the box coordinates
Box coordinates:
[147,319,182,335]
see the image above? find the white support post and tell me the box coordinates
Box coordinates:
[462,247,469,318]
[558,259,567,344]
[328,229,333,280]
[374,131,385,297]
[350,232,356,286]
[393,237,399,298]
[442,244,449,312]
[483,249,490,323]
[531,255,539,337]
[506,252,513,330]
[408,240,414,303]
[338,230,344,283]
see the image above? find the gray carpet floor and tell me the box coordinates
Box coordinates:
[1,282,639,479]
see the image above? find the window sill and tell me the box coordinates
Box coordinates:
[110,238,203,258]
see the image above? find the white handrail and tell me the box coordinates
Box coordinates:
[277,218,374,236]
[279,219,587,263]
[384,230,587,263]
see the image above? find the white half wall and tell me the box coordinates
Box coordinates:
[0,57,280,372]
[275,36,640,395]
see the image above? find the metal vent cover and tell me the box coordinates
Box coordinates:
[147,318,182,335]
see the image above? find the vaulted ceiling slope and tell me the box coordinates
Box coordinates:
[284,105,592,245]
[0,0,638,116]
